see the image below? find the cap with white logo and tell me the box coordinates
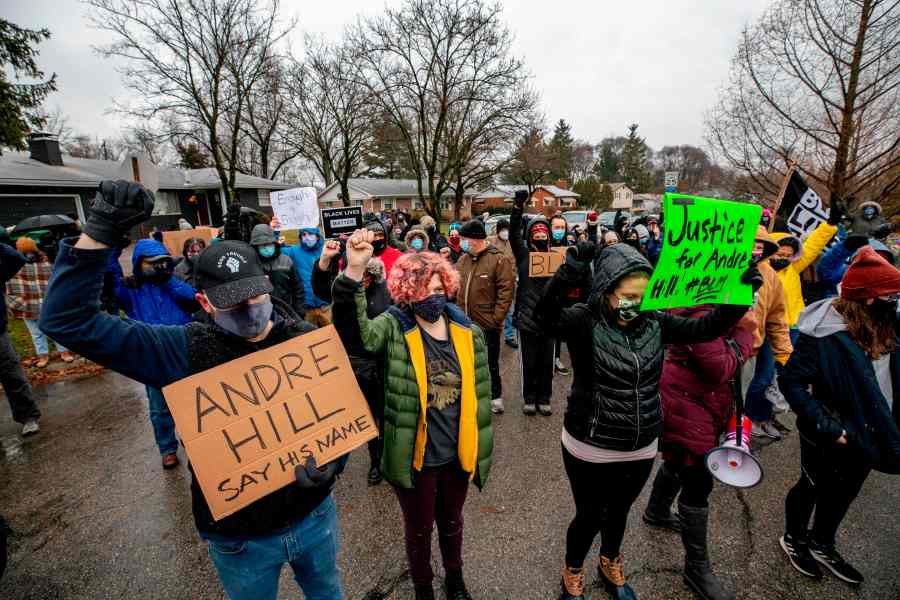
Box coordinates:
[194,240,273,309]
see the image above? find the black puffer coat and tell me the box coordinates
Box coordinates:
[537,244,749,451]
[510,207,551,334]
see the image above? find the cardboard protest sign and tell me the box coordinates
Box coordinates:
[528,249,566,277]
[321,206,364,239]
[641,193,760,311]
[162,325,377,521]
[162,227,217,258]
[270,187,319,230]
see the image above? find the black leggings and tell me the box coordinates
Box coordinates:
[666,459,714,508]
[519,329,554,405]
[562,444,654,568]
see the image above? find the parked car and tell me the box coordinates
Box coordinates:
[599,211,618,228]
[561,210,590,229]
[484,214,505,235]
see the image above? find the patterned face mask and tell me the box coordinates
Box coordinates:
[411,294,447,323]
[615,296,641,322]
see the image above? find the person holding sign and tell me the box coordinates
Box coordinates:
[330,231,493,600]
[40,180,346,600]
[536,242,761,600]
[510,190,559,416]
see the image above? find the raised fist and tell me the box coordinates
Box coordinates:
[83,180,155,247]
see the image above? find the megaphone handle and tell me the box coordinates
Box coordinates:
[726,338,746,449]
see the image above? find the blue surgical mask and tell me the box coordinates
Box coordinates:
[863,207,876,219]
[302,235,318,248]
[552,229,565,241]
[258,245,276,258]
[410,238,424,251]
[460,239,471,253]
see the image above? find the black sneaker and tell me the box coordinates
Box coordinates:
[780,534,823,579]
[554,358,571,376]
[809,540,864,585]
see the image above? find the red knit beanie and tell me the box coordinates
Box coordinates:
[840,246,900,301]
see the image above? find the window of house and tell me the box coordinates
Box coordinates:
[441,199,451,211]
[257,189,271,206]
[382,198,394,210]
[413,199,424,210]
[152,191,179,215]
[545,197,555,207]
[352,198,363,207]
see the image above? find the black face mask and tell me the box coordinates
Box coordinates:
[141,261,173,285]
[531,239,548,252]
[372,239,386,255]
[770,258,791,272]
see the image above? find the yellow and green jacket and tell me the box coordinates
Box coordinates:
[333,274,494,489]
[771,222,837,327]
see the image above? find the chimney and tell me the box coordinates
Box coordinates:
[28,132,64,166]
[555,178,569,190]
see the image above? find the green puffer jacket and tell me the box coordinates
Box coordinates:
[331,274,493,489]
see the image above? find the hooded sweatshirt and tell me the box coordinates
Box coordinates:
[283,228,329,309]
[363,214,403,276]
[111,239,196,325]
[770,221,837,327]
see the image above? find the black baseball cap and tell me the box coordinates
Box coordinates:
[194,240,273,309]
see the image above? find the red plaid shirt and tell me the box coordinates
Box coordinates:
[6,261,52,320]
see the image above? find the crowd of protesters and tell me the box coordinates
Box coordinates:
[0,179,897,600]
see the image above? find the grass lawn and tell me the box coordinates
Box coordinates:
[7,318,38,360]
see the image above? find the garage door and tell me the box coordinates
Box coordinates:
[0,195,81,228]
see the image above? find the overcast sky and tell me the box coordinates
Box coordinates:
[6,0,770,151]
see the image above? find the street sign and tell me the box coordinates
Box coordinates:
[321,206,364,238]
[664,171,679,193]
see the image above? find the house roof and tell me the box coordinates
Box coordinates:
[475,184,580,199]
[0,152,290,191]
[320,178,471,199]
[608,182,630,191]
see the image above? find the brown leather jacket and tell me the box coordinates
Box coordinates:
[456,245,515,331]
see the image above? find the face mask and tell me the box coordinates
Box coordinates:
[770,258,791,271]
[552,230,565,241]
[302,235,318,249]
[760,215,771,227]
[410,238,424,251]
[752,249,763,261]
[531,238,548,251]
[863,207,876,219]
[141,264,172,285]
[372,239,386,255]
[460,239,471,253]
[615,297,641,322]
[25,252,39,263]
[213,297,273,338]
[411,293,447,323]
[258,245,276,258]
[498,230,509,241]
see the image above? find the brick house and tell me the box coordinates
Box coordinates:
[316,178,475,221]
[473,180,580,218]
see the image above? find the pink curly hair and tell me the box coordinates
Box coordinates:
[387,251,460,305]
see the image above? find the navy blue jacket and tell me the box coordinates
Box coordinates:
[782,326,900,474]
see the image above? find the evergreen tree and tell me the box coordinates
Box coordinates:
[0,19,56,152]
[621,123,653,192]
[548,118,574,181]
[598,183,614,209]
[594,136,626,182]
[572,176,602,208]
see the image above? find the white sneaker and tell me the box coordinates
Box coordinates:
[21,419,40,436]
[491,398,505,414]
[766,382,790,413]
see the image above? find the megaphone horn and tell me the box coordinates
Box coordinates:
[705,414,764,488]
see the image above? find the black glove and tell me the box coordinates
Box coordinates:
[294,456,340,489]
[843,234,869,253]
[83,180,155,247]
[566,241,598,264]
[873,223,892,240]
[741,260,764,293]
[827,197,846,225]
[513,190,528,209]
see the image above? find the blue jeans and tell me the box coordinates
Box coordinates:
[744,340,775,422]
[206,495,343,600]
[145,386,178,455]
[23,318,67,355]
[504,306,516,341]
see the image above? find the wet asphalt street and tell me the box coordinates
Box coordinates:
[1,343,898,600]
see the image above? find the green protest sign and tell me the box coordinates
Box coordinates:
[641,193,761,311]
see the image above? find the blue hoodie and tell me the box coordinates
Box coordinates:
[111,239,196,325]
[282,227,328,309]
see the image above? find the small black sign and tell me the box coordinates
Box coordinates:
[321,206,363,239]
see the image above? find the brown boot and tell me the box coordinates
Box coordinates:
[36,354,49,368]
[598,554,636,600]
[559,565,585,599]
